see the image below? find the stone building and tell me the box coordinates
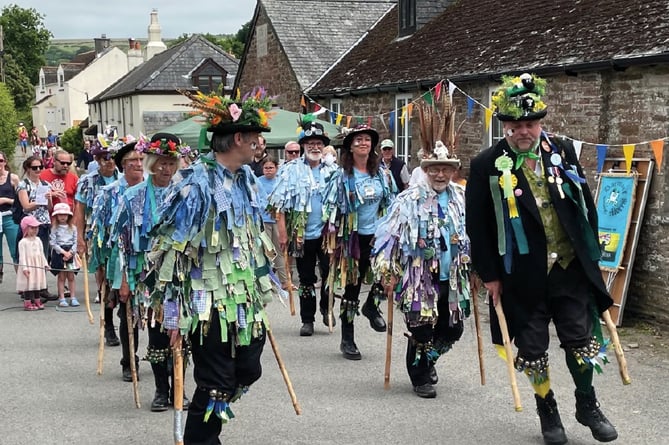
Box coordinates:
[304,0,669,324]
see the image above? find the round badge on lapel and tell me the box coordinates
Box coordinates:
[550,153,562,166]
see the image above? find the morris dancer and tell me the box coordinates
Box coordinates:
[466,73,617,444]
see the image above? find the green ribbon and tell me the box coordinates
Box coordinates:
[510,147,540,170]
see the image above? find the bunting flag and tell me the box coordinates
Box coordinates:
[336,114,343,125]
[573,140,583,160]
[484,108,493,132]
[329,111,336,124]
[448,81,456,102]
[367,116,372,127]
[422,91,433,106]
[379,114,388,132]
[400,106,407,128]
[596,144,608,173]
[406,103,414,118]
[389,110,396,133]
[435,80,443,101]
[313,104,321,113]
[623,143,635,174]
[300,95,307,114]
[235,88,241,100]
[650,139,664,172]
[467,97,475,118]
[346,116,352,128]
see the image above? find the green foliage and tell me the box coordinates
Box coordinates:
[167,20,251,59]
[59,125,83,156]
[45,42,94,65]
[0,83,18,162]
[0,4,53,84]
[3,54,33,111]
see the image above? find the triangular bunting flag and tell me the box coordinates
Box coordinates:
[406,103,414,118]
[448,81,456,102]
[379,114,388,132]
[623,143,635,174]
[400,106,407,128]
[300,96,307,114]
[435,81,442,101]
[573,140,583,160]
[422,91,433,106]
[466,97,475,118]
[346,116,352,128]
[330,111,336,124]
[649,139,664,173]
[596,144,608,173]
[484,108,493,132]
[389,111,396,133]
[336,114,343,125]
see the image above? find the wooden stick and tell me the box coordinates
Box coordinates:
[494,297,522,412]
[267,328,302,415]
[283,248,295,316]
[96,285,106,375]
[81,254,94,325]
[172,335,185,445]
[602,310,632,385]
[471,276,486,385]
[383,285,394,390]
[126,301,141,408]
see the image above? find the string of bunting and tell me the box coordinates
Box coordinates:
[302,80,667,174]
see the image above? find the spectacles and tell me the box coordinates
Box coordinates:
[305,142,324,148]
[29,165,44,171]
[56,160,72,166]
[426,167,455,176]
[124,156,143,164]
[286,150,300,155]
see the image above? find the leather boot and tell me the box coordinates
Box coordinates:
[150,362,170,412]
[535,390,567,445]
[340,321,361,360]
[104,326,121,346]
[575,387,618,442]
[361,288,386,332]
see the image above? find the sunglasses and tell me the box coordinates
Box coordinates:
[29,165,44,171]
[286,150,300,155]
[56,160,72,166]
[382,147,393,151]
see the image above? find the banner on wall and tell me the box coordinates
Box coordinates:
[596,173,638,271]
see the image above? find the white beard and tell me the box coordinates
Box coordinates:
[306,152,322,163]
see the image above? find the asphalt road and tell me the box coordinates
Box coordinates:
[0,245,667,444]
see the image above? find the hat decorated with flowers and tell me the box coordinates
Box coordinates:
[298,114,330,146]
[136,132,187,158]
[340,125,379,152]
[180,87,274,136]
[492,73,548,121]
[92,126,125,157]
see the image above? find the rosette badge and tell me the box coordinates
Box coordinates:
[179,87,275,136]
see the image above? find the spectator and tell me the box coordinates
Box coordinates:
[18,123,29,155]
[40,149,78,210]
[17,216,49,311]
[283,140,301,164]
[77,140,94,170]
[379,139,410,190]
[46,130,58,147]
[0,151,21,282]
[49,203,79,308]
[248,135,268,177]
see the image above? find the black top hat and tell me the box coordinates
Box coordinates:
[298,121,330,146]
[114,141,138,172]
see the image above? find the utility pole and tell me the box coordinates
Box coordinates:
[0,25,5,83]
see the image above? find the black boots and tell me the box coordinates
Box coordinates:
[535,391,567,445]
[413,383,437,398]
[361,290,386,332]
[340,322,361,360]
[151,363,170,412]
[299,322,314,336]
[575,388,618,442]
[105,326,120,346]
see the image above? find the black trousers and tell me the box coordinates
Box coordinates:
[514,259,593,360]
[405,280,464,386]
[117,299,139,368]
[295,237,330,322]
[184,309,266,445]
[342,234,373,307]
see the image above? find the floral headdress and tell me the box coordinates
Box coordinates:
[92,126,125,158]
[492,73,548,121]
[135,132,186,158]
[179,87,274,135]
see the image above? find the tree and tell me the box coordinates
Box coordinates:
[0,83,18,162]
[3,53,33,111]
[59,125,83,156]
[0,4,52,84]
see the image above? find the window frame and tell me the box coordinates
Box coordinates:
[394,93,413,164]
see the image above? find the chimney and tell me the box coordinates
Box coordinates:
[94,33,111,56]
[145,8,167,61]
[127,37,144,70]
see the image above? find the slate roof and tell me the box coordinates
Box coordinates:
[259,0,394,89]
[89,34,239,103]
[41,63,87,85]
[309,0,669,95]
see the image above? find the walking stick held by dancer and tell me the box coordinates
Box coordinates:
[602,310,632,385]
[470,274,486,385]
[124,287,141,408]
[283,247,295,316]
[492,291,522,412]
[81,254,94,324]
[172,334,185,445]
[96,284,106,375]
[267,324,302,415]
[383,276,395,390]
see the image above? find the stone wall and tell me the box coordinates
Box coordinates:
[143,111,189,136]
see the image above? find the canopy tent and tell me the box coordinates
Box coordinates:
[158,109,341,150]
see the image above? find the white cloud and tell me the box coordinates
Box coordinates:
[11,1,256,39]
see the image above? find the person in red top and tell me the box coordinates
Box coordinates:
[40,149,78,211]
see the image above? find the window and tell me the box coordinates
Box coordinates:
[194,75,223,94]
[192,59,227,94]
[488,86,504,147]
[256,24,268,58]
[394,94,412,163]
[330,99,342,120]
[399,0,416,37]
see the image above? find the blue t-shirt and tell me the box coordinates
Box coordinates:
[354,168,383,235]
[305,166,324,240]
[256,175,277,224]
[437,189,452,281]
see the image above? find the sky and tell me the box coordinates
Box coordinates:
[3,1,257,39]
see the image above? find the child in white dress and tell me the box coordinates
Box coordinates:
[49,203,80,307]
[17,216,49,311]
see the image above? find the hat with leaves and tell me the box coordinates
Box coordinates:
[180,87,274,136]
[298,114,330,146]
[492,73,548,121]
[92,126,124,158]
